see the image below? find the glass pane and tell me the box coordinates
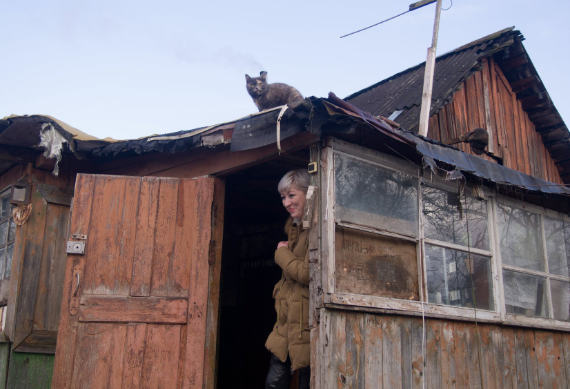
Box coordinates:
[422,186,489,249]
[335,153,418,236]
[544,217,569,277]
[8,219,16,243]
[0,195,9,219]
[503,270,548,318]
[550,279,570,321]
[497,204,543,271]
[0,247,5,280]
[4,244,12,279]
[0,222,7,245]
[426,245,493,309]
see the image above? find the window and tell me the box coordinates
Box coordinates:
[422,185,493,310]
[325,140,569,330]
[0,189,15,280]
[497,203,570,321]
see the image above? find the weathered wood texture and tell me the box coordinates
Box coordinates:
[5,352,54,389]
[428,57,563,184]
[0,343,9,389]
[52,174,224,389]
[335,228,419,300]
[321,309,570,389]
[5,180,71,353]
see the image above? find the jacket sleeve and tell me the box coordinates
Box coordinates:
[275,247,310,285]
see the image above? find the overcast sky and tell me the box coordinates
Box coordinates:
[2,0,569,140]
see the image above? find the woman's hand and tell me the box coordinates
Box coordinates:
[277,241,288,249]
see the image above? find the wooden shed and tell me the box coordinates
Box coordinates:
[0,27,568,388]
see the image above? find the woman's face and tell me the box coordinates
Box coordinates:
[281,185,306,220]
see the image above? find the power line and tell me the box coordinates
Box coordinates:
[340,0,438,39]
[340,9,411,39]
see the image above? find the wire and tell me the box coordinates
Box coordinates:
[340,9,411,38]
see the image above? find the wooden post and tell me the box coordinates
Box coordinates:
[418,0,443,137]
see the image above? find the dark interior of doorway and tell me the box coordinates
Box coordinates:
[216,153,308,389]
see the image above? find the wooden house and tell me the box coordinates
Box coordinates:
[0,27,567,388]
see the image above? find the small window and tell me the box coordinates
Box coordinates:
[0,189,15,280]
[497,203,570,321]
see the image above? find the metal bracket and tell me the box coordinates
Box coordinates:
[66,240,85,255]
[308,162,318,174]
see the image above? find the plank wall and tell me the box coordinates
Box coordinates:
[428,58,563,184]
[320,309,569,389]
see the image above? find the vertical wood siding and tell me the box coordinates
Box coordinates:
[52,174,224,389]
[427,58,563,184]
[321,310,569,389]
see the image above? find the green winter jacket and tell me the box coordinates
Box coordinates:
[265,218,310,371]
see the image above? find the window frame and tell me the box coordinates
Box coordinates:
[0,188,15,281]
[322,138,570,332]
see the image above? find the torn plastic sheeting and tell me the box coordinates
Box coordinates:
[39,123,67,176]
[414,140,570,196]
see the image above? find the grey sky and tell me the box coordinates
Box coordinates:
[2,0,569,140]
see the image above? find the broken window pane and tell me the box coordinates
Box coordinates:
[497,204,543,271]
[503,270,548,318]
[335,153,418,236]
[550,279,570,321]
[426,245,493,309]
[544,217,569,277]
[422,186,489,250]
[4,244,12,279]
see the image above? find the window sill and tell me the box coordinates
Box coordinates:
[323,292,570,332]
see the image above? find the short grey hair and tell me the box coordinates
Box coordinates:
[278,169,310,194]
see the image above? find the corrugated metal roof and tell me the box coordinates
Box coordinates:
[345,28,570,183]
[345,27,517,130]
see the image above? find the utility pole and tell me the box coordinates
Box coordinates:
[417,0,443,137]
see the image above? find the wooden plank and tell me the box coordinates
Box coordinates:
[561,334,570,382]
[181,178,215,389]
[535,330,565,388]
[425,320,442,389]
[344,313,365,388]
[130,177,159,297]
[34,203,69,336]
[335,228,419,300]
[84,175,128,294]
[0,343,9,389]
[12,187,49,349]
[150,178,179,296]
[203,178,225,389]
[78,296,188,323]
[140,324,181,389]
[500,327,517,389]
[329,311,347,388]
[113,177,140,296]
[363,314,383,389]
[399,317,413,389]
[382,317,403,388]
[52,174,95,389]
[121,324,147,389]
[70,323,127,388]
[439,321,456,388]
[6,352,54,389]
[452,322,469,388]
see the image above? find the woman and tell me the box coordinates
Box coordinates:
[265,169,311,389]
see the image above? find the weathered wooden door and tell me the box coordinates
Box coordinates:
[52,174,224,389]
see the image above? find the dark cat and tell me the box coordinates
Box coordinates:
[245,71,304,111]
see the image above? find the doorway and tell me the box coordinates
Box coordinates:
[216,155,307,388]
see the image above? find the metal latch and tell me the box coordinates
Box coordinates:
[308,162,318,174]
[67,234,87,255]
